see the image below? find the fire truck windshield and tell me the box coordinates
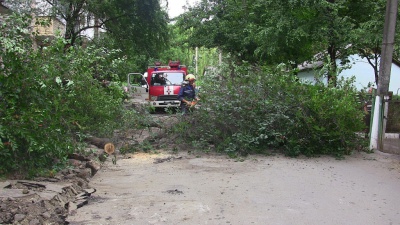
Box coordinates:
[152,72,185,85]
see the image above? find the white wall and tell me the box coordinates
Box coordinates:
[297,54,400,93]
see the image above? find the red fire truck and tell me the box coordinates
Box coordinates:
[128,61,188,108]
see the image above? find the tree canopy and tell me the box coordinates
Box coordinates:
[175,0,399,86]
[42,0,169,53]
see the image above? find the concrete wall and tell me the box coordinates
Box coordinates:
[35,16,65,37]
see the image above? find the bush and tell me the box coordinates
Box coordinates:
[0,13,145,175]
[173,61,365,157]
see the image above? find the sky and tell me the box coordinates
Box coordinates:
[166,0,199,18]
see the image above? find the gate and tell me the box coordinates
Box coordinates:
[383,99,400,154]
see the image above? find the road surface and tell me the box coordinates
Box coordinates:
[66,150,400,225]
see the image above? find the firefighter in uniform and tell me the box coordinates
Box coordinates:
[178,74,199,114]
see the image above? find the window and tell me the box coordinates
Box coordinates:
[151,72,185,86]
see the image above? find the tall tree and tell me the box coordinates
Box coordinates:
[349,0,400,87]
[177,0,324,64]
[313,0,354,86]
[42,0,169,54]
[176,0,394,87]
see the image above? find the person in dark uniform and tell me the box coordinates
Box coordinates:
[152,74,166,85]
[158,74,166,85]
[177,74,199,114]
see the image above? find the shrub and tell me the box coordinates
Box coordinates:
[174,60,365,157]
[0,13,145,175]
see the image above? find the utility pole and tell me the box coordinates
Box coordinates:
[219,48,222,66]
[370,0,398,150]
[94,16,99,39]
[195,47,198,75]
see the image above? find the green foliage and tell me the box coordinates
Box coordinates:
[17,0,169,71]
[99,0,169,54]
[0,13,145,175]
[285,81,365,157]
[176,0,398,79]
[177,0,264,63]
[174,61,365,157]
[348,0,389,86]
[121,139,155,154]
[155,25,220,77]
[119,143,139,154]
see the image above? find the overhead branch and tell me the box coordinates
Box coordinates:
[72,13,133,37]
[44,0,66,20]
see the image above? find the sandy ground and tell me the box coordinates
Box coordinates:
[66,149,400,225]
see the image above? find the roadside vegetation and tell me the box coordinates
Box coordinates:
[170,61,367,158]
[0,13,148,177]
[1,0,399,177]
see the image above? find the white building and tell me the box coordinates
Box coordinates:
[297,54,400,94]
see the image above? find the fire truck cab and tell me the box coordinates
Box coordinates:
[127,61,187,109]
[147,61,187,108]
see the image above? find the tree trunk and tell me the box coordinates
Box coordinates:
[327,44,337,87]
[84,137,112,149]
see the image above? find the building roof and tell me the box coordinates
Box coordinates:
[298,55,400,72]
[297,61,324,71]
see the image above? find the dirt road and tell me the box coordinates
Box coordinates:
[66,150,400,225]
